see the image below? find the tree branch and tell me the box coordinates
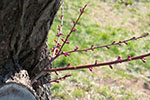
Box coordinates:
[60,33,149,56]
[50,4,87,62]
[45,53,150,72]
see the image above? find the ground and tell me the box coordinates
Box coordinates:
[47,0,150,100]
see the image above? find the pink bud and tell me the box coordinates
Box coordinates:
[128,56,132,61]
[118,41,122,46]
[55,49,58,54]
[55,80,59,83]
[142,57,146,63]
[55,71,59,75]
[132,37,136,40]
[73,21,76,25]
[119,41,122,43]
[57,43,61,48]
[51,47,55,52]
[58,25,61,31]
[74,46,79,51]
[124,41,128,45]
[60,33,64,36]
[61,38,65,42]
[67,34,70,38]
[112,41,116,44]
[118,56,122,61]
[80,8,84,13]
[64,52,70,57]
[109,65,113,69]
[67,63,71,67]
[66,41,70,44]
[89,67,93,72]
[56,33,64,37]
[106,46,110,49]
[146,33,149,35]
[56,52,60,56]
[56,33,59,37]
[95,60,98,65]
[34,80,38,83]
[60,15,64,20]
[91,45,94,51]
[54,40,57,43]
[50,48,53,52]
[84,49,88,52]
[72,28,77,32]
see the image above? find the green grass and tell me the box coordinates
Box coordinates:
[48,0,150,100]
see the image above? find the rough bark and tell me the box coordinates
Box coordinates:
[0,0,61,99]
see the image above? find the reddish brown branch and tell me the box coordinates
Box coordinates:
[45,53,150,72]
[33,74,72,87]
[57,4,87,54]
[52,2,64,57]
[50,74,72,83]
[50,4,87,62]
[50,33,149,62]
[60,33,149,55]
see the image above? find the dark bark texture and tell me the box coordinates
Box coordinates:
[0,0,61,99]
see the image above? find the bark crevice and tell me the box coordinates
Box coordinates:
[0,0,61,99]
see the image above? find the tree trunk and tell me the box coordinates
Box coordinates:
[0,0,61,99]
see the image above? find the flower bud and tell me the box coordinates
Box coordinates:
[118,41,122,46]
[55,80,59,83]
[61,38,65,42]
[146,33,149,35]
[64,52,70,57]
[55,71,59,75]
[112,41,116,44]
[106,46,110,49]
[34,80,38,83]
[80,8,84,13]
[89,67,93,72]
[128,56,132,61]
[84,49,88,52]
[66,41,70,44]
[58,25,61,31]
[67,63,71,67]
[74,46,79,51]
[142,57,146,63]
[60,15,64,20]
[72,28,77,32]
[55,49,58,54]
[124,41,128,45]
[132,37,136,40]
[118,56,122,61]
[91,45,94,51]
[109,65,113,69]
[54,40,57,43]
[95,60,98,65]
[56,33,64,37]
[51,47,55,52]
[73,21,76,25]
[67,34,70,38]
[57,43,61,48]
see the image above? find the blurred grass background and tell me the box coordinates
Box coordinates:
[47,0,150,100]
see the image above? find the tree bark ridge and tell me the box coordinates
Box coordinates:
[0,0,61,99]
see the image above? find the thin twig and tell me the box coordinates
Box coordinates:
[50,4,87,62]
[33,74,72,87]
[45,53,150,72]
[60,33,149,55]
[52,2,64,57]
